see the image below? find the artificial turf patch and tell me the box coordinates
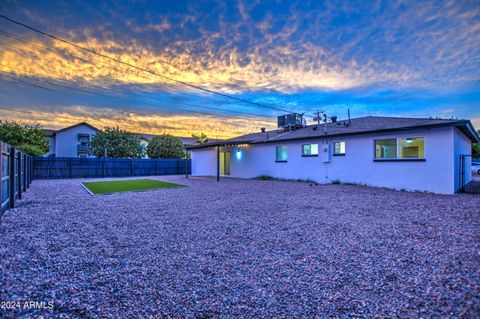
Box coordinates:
[82,179,184,194]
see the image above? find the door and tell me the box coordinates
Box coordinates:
[219,152,230,175]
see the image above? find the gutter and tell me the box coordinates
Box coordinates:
[186,120,479,150]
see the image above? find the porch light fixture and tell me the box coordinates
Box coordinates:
[235,148,243,160]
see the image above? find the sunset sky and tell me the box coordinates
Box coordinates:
[0,0,479,138]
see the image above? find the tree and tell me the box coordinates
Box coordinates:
[90,126,144,158]
[0,121,49,155]
[147,134,185,158]
[192,132,208,144]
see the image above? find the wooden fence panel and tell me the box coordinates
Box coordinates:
[33,157,191,179]
[0,142,31,217]
[1,142,10,213]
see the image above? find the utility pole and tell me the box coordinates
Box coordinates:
[313,111,322,126]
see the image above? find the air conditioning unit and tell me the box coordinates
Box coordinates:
[277,113,305,131]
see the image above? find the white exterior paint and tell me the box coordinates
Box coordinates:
[191,148,218,176]
[191,126,473,194]
[54,124,97,157]
[140,138,149,158]
[45,123,196,158]
[45,135,56,156]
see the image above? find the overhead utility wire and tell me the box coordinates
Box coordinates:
[0,72,250,136]
[0,62,269,119]
[0,14,298,114]
[0,29,260,107]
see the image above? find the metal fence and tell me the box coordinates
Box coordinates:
[33,157,191,179]
[1,141,33,216]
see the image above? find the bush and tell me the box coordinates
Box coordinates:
[90,126,144,158]
[0,121,49,155]
[147,134,185,158]
[257,175,275,180]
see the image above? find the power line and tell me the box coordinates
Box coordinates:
[0,30,283,120]
[0,62,271,119]
[0,74,261,136]
[0,105,245,138]
[0,14,297,114]
[0,29,252,107]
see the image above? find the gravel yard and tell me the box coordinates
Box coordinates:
[1,176,479,318]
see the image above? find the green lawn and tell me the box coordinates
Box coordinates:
[82,179,184,194]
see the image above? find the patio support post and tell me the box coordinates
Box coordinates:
[185,149,188,179]
[217,146,220,182]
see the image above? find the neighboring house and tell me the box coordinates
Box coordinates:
[45,122,98,158]
[44,122,198,158]
[186,116,479,194]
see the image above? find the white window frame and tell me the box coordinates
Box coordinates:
[302,143,319,157]
[374,137,425,161]
[333,141,346,156]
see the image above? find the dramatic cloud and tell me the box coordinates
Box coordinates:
[0,0,478,135]
[0,104,275,138]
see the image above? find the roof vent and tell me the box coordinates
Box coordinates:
[261,127,266,133]
[331,116,337,123]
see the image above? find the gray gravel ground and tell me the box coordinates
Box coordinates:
[1,176,479,318]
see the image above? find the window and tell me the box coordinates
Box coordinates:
[399,137,424,158]
[375,137,425,160]
[375,139,397,159]
[78,134,90,145]
[276,146,288,162]
[302,144,318,156]
[333,141,346,155]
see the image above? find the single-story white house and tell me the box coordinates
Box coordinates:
[45,122,198,158]
[186,116,479,194]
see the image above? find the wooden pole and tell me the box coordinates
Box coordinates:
[185,149,188,179]
[17,151,22,200]
[26,155,30,189]
[9,147,15,208]
[23,154,27,192]
[217,146,220,182]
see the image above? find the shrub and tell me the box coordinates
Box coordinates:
[0,121,49,155]
[257,175,275,180]
[90,126,144,158]
[147,134,185,158]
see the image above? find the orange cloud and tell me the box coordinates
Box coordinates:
[0,32,379,93]
[0,105,276,139]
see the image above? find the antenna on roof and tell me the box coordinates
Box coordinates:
[342,109,351,127]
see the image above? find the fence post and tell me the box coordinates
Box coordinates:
[30,156,33,184]
[23,154,27,192]
[130,158,133,176]
[9,147,15,208]
[17,151,22,200]
[102,157,105,178]
[26,155,29,189]
[69,158,73,178]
